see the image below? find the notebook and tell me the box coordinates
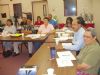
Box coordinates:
[17,65,37,75]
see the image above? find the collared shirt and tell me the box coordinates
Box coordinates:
[3,25,16,34]
[22,24,34,33]
[62,27,85,51]
[77,42,100,74]
[38,24,54,34]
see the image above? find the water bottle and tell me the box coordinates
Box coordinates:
[50,47,56,59]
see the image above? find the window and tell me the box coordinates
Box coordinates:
[64,0,77,16]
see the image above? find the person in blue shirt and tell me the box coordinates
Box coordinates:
[48,14,57,28]
[62,17,85,52]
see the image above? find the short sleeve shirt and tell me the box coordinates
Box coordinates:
[77,42,100,74]
[38,24,54,34]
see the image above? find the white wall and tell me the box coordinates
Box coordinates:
[0,0,42,16]
[77,0,93,15]
[92,0,100,42]
[47,0,93,23]
[0,0,93,23]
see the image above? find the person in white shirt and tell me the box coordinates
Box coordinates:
[2,19,16,57]
[62,17,85,54]
[38,17,54,34]
[33,17,54,53]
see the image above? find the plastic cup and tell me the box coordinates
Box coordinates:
[55,39,59,45]
[47,68,54,75]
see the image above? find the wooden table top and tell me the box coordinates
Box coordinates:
[25,43,77,75]
[0,34,48,42]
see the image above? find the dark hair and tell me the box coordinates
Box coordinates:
[37,16,41,20]
[7,19,13,25]
[66,17,73,24]
[43,17,49,21]
[77,16,85,26]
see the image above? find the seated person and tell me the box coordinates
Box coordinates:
[48,14,57,28]
[38,17,54,34]
[2,19,16,57]
[65,17,73,29]
[62,17,85,51]
[77,28,100,75]
[20,17,27,26]
[77,16,86,30]
[62,17,73,30]
[21,18,34,34]
[34,16,44,27]
[33,17,55,50]
[13,18,34,57]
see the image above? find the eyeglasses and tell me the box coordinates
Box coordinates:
[84,35,92,39]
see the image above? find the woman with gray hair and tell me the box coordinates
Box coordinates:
[77,27,100,75]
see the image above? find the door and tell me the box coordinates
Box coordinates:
[0,4,10,24]
[13,3,22,18]
[32,1,48,22]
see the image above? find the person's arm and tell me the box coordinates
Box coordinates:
[77,48,100,71]
[63,34,84,51]
[77,63,91,71]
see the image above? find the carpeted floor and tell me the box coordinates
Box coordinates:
[0,45,31,75]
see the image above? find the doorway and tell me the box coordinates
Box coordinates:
[13,3,22,25]
[32,1,48,23]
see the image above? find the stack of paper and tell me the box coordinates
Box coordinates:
[40,34,46,37]
[56,58,73,67]
[56,51,76,67]
[26,34,46,39]
[62,43,72,48]
[57,51,76,60]
[54,37,68,41]
[26,34,41,39]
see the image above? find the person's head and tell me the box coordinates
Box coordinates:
[27,18,32,25]
[37,16,41,21]
[66,17,73,27]
[77,16,85,26]
[43,17,49,25]
[6,19,13,26]
[84,27,96,45]
[48,14,52,20]
[72,19,81,32]
[22,17,27,22]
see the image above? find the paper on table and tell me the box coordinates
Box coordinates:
[65,30,74,33]
[56,32,65,34]
[1,34,10,37]
[56,32,65,37]
[57,51,76,60]
[54,37,68,41]
[68,36,73,39]
[26,34,41,39]
[56,58,73,67]
[62,43,72,47]
[54,38,69,45]
[40,34,46,37]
